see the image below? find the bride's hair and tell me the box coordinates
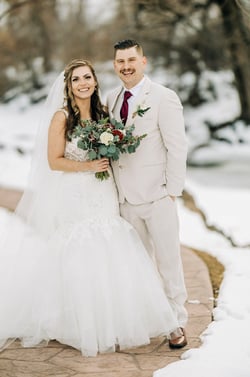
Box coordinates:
[64,59,108,138]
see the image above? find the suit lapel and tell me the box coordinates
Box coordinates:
[127,77,151,125]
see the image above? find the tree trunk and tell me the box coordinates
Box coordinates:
[29,1,57,72]
[217,0,250,122]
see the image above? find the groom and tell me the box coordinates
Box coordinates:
[106,39,188,348]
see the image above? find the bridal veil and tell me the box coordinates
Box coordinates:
[14,71,65,238]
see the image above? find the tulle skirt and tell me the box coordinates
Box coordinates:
[0,172,179,356]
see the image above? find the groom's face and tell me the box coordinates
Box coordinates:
[114,46,147,89]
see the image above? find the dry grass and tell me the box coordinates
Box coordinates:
[191,248,224,300]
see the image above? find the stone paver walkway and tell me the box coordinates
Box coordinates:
[0,188,214,377]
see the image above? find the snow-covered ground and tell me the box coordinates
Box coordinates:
[0,70,250,376]
[155,178,250,377]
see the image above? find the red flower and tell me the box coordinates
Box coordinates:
[112,129,124,140]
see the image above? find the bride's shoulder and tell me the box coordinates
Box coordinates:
[49,108,68,132]
[56,108,68,118]
[50,108,68,125]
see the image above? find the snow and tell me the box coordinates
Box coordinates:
[0,103,40,189]
[1,69,250,376]
[155,189,250,376]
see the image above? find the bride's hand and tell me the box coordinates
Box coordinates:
[88,158,109,172]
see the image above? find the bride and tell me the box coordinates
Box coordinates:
[0,59,181,357]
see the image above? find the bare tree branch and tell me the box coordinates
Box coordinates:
[0,0,52,21]
[235,0,250,16]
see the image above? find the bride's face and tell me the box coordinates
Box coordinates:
[71,66,96,100]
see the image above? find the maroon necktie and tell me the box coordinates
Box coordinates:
[120,91,132,124]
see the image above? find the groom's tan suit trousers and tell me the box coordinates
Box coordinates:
[106,76,188,327]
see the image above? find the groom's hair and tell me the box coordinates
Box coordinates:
[113,39,143,57]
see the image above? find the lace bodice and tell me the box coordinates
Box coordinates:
[64,138,88,162]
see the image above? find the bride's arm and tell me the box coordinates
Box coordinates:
[47,111,109,173]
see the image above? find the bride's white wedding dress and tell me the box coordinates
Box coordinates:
[0,137,179,357]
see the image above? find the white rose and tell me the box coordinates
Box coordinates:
[100,131,114,145]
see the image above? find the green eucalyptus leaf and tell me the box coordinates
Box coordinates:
[77,140,87,150]
[108,144,116,153]
[99,145,108,155]
[128,145,136,153]
[88,150,97,160]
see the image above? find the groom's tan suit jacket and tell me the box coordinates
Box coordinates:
[106,76,188,205]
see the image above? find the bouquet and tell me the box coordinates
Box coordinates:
[70,117,147,180]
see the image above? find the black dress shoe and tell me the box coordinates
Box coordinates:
[169,328,187,349]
